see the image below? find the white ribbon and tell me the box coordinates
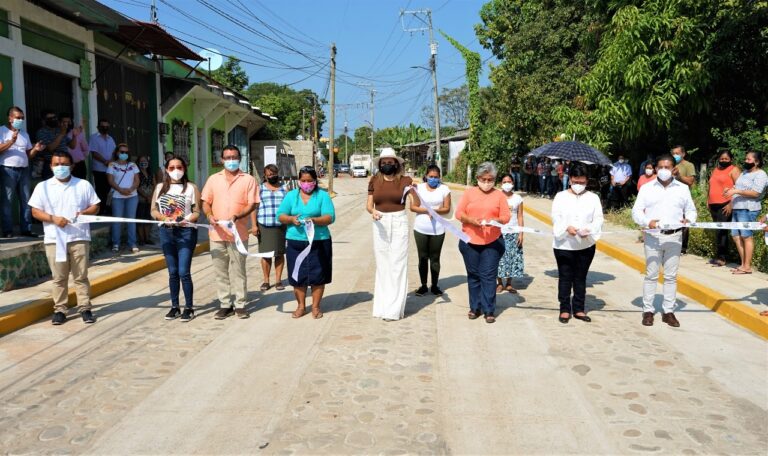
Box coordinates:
[652,221,767,231]
[291,219,315,282]
[481,220,549,236]
[72,214,274,258]
[416,188,470,243]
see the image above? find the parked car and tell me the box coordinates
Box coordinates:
[339,163,350,174]
[352,165,368,178]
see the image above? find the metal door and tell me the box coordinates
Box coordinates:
[95,56,151,160]
[23,64,73,137]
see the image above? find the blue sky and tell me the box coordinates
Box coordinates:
[106,0,494,137]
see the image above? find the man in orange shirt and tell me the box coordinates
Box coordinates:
[202,145,259,319]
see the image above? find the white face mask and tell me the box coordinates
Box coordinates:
[657,168,673,181]
[571,183,586,194]
[168,170,184,181]
[501,182,514,192]
[478,181,495,192]
[644,169,653,176]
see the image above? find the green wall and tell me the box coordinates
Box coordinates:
[0,54,13,113]
[209,116,225,177]
[0,9,9,38]
[21,19,85,63]
[164,97,195,182]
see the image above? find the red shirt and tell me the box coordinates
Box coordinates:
[455,187,512,245]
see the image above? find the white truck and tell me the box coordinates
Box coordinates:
[349,153,373,178]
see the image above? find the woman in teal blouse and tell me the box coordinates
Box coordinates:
[277,166,336,319]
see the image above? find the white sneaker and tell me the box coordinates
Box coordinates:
[131,247,140,253]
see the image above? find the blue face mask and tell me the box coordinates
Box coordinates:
[427,177,441,188]
[224,159,240,172]
[118,153,129,161]
[673,154,682,163]
[52,165,71,180]
[11,119,23,130]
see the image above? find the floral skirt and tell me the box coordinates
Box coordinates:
[497,233,524,278]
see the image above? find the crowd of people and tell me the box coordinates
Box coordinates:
[7,103,767,326]
[0,106,168,251]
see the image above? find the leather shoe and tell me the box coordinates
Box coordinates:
[642,311,654,326]
[558,314,570,324]
[662,312,680,327]
[573,314,591,322]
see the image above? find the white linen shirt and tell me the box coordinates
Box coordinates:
[413,183,451,235]
[551,190,603,250]
[610,161,632,183]
[89,133,116,172]
[631,178,697,228]
[0,126,32,167]
[28,177,101,245]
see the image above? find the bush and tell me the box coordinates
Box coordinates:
[604,184,768,273]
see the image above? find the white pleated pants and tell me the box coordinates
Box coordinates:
[372,210,409,320]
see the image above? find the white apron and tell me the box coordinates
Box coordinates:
[372,210,409,320]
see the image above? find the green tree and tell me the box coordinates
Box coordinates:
[210,56,249,92]
[354,126,373,153]
[475,0,605,155]
[245,83,326,140]
[421,85,470,130]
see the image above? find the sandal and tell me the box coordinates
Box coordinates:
[260,282,270,291]
[292,308,306,318]
[275,281,285,291]
[760,310,768,317]
[495,284,503,293]
[732,269,752,275]
[468,310,481,320]
[505,284,517,294]
[312,309,323,319]
[485,315,496,324]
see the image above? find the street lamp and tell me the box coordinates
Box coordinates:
[411,64,441,172]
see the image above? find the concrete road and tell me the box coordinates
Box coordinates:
[0,177,765,455]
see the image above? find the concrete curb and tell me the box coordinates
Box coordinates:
[446,183,768,340]
[0,242,210,337]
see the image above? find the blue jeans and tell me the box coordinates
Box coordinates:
[111,195,138,247]
[0,165,32,233]
[459,238,505,316]
[562,175,569,190]
[538,175,547,196]
[160,226,198,308]
[510,171,521,190]
[731,209,760,237]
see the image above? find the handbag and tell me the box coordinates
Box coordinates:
[106,166,129,208]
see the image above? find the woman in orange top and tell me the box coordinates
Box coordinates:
[637,162,656,191]
[455,162,512,323]
[707,150,740,266]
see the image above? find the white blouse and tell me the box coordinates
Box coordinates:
[551,190,604,251]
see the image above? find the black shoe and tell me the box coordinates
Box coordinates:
[52,311,66,325]
[214,306,235,320]
[558,314,570,324]
[21,231,39,238]
[415,285,429,296]
[573,314,592,322]
[180,308,195,322]
[165,307,181,320]
[2,232,12,239]
[430,285,443,296]
[81,310,96,324]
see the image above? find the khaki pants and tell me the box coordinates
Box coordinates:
[44,241,91,313]
[210,240,248,309]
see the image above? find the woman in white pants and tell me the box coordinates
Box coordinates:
[367,149,413,321]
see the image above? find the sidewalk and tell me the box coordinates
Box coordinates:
[519,191,768,338]
[0,229,209,336]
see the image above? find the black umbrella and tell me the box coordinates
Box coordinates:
[530,141,611,166]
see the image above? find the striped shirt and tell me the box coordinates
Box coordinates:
[257,183,287,227]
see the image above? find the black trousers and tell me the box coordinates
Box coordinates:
[92,171,109,214]
[553,245,596,314]
[414,231,445,286]
[708,203,731,260]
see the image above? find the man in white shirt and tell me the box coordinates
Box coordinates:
[28,150,101,325]
[609,155,633,210]
[89,118,116,214]
[0,106,45,238]
[632,154,697,328]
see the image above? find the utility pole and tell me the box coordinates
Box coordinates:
[370,88,375,157]
[401,8,441,172]
[150,0,158,23]
[328,43,336,194]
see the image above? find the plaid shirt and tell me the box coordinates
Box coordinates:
[257,183,287,227]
